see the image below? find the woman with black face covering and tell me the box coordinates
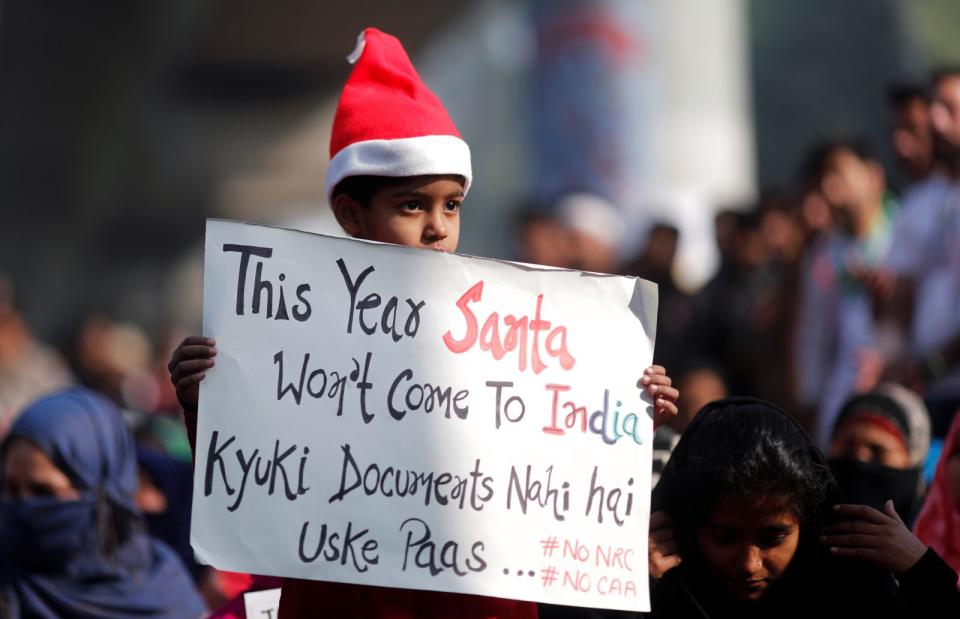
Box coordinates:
[828,383,930,525]
[648,398,958,619]
[0,388,205,618]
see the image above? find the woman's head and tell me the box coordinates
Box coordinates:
[0,390,207,619]
[655,398,833,602]
[828,383,930,468]
[694,494,801,601]
[827,384,929,520]
[2,388,139,507]
[1,388,144,572]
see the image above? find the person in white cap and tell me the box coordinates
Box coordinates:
[555,192,626,274]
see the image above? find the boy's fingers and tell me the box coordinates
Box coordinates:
[168,345,216,367]
[179,345,217,359]
[169,337,216,369]
[180,335,215,347]
[650,385,679,402]
[171,359,215,383]
[176,373,205,392]
[645,365,666,376]
[645,374,673,387]
[656,400,679,417]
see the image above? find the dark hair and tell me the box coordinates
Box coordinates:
[648,221,680,240]
[331,174,467,208]
[800,138,874,186]
[514,207,558,230]
[930,66,960,91]
[331,175,403,208]
[888,82,929,107]
[655,399,834,560]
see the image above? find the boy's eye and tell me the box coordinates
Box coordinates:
[444,200,461,212]
[400,201,423,211]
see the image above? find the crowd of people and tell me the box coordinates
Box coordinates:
[2,26,960,619]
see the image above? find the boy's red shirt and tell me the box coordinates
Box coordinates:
[183,410,539,618]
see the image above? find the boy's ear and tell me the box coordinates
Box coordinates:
[332,194,365,237]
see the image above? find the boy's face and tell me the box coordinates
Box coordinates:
[334,175,463,252]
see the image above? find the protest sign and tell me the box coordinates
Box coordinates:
[243,589,281,619]
[191,219,658,611]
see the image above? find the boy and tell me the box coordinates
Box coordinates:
[169,28,678,618]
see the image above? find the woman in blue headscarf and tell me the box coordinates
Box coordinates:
[0,387,206,618]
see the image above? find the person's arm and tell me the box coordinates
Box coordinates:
[823,501,960,614]
[822,501,927,573]
[167,336,217,457]
[896,547,960,615]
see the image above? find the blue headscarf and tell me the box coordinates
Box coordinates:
[137,446,204,581]
[0,388,205,619]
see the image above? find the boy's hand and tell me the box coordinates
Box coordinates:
[168,336,217,413]
[649,511,681,578]
[639,365,679,431]
[821,501,928,575]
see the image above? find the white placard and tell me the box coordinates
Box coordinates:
[191,219,658,611]
[243,588,281,619]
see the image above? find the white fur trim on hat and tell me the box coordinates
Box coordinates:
[326,134,472,204]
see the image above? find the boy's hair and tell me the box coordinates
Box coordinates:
[331,175,401,208]
[331,174,467,208]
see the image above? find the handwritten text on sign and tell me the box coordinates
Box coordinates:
[191,220,658,611]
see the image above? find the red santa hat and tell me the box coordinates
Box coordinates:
[326,28,472,203]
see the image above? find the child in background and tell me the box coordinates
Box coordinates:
[168,28,678,618]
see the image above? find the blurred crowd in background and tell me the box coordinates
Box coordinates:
[3,0,960,616]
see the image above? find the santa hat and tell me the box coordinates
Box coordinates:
[326,28,472,203]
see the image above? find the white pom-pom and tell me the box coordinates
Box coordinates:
[347,31,366,65]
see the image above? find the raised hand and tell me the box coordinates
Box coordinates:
[167,336,217,412]
[822,500,928,575]
[639,365,680,431]
[649,510,681,578]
